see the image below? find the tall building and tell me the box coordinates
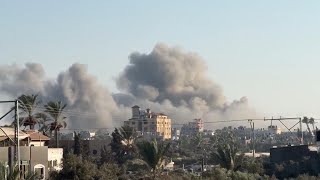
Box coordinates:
[181,118,204,136]
[124,105,172,140]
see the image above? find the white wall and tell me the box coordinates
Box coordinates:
[48,148,63,171]
[29,141,46,147]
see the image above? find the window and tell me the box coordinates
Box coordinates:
[34,164,45,180]
[132,122,135,125]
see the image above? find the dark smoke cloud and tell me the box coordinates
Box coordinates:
[0,43,258,129]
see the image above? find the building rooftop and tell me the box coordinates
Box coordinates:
[24,130,50,141]
[0,127,29,140]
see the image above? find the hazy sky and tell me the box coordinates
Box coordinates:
[1,1,320,119]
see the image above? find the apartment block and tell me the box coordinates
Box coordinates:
[124,105,172,140]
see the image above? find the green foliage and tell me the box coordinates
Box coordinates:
[110,125,137,164]
[73,131,82,156]
[211,143,243,171]
[96,163,120,180]
[202,168,268,180]
[240,156,264,175]
[137,139,171,175]
[100,145,113,165]
[44,101,67,148]
[18,94,42,129]
[191,133,203,148]
[55,154,98,180]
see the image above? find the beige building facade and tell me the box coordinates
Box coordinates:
[124,105,172,140]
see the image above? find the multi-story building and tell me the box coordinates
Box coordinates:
[181,118,204,136]
[124,105,172,140]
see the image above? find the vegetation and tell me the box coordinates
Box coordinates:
[136,140,171,178]
[5,95,320,179]
[18,94,41,130]
[110,125,137,164]
[44,101,67,148]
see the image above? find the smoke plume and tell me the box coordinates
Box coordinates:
[0,43,257,129]
[116,43,257,127]
[0,63,124,128]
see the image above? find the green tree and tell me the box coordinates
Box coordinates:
[110,125,136,164]
[37,113,50,135]
[74,131,82,156]
[100,145,113,165]
[211,142,244,171]
[191,132,204,148]
[18,94,41,130]
[137,139,171,178]
[241,156,264,175]
[302,116,312,137]
[55,154,98,180]
[44,101,67,148]
[97,163,120,180]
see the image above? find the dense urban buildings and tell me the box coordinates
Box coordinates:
[181,118,204,136]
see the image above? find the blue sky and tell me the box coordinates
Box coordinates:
[1,1,320,119]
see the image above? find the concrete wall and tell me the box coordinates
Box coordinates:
[0,147,9,162]
[20,146,31,161]
[30,146,48,179]
[0,146,49,179]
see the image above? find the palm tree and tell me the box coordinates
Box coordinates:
[36,113,51,135]
[137,140,171,178]
[302,116,312,137]
[44,101,67,148]
[309,117,315,133]
[211,142,243,171]
[110,125,137,164]
[18,94,41,130]
[191,132,204,148]
[119,125,136,155]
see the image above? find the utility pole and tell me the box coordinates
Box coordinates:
[299,117,303,145]
[15,100,20,171]
[0,100,19,170]
[248,120,255,158]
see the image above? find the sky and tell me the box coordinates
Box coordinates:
[1,1,320,120]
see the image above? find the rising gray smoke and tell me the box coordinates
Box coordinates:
[0,63,45,97]
[117,43,225,110]
[116,43,257,127]
[0,43,258,130]
[0,63,126,128]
